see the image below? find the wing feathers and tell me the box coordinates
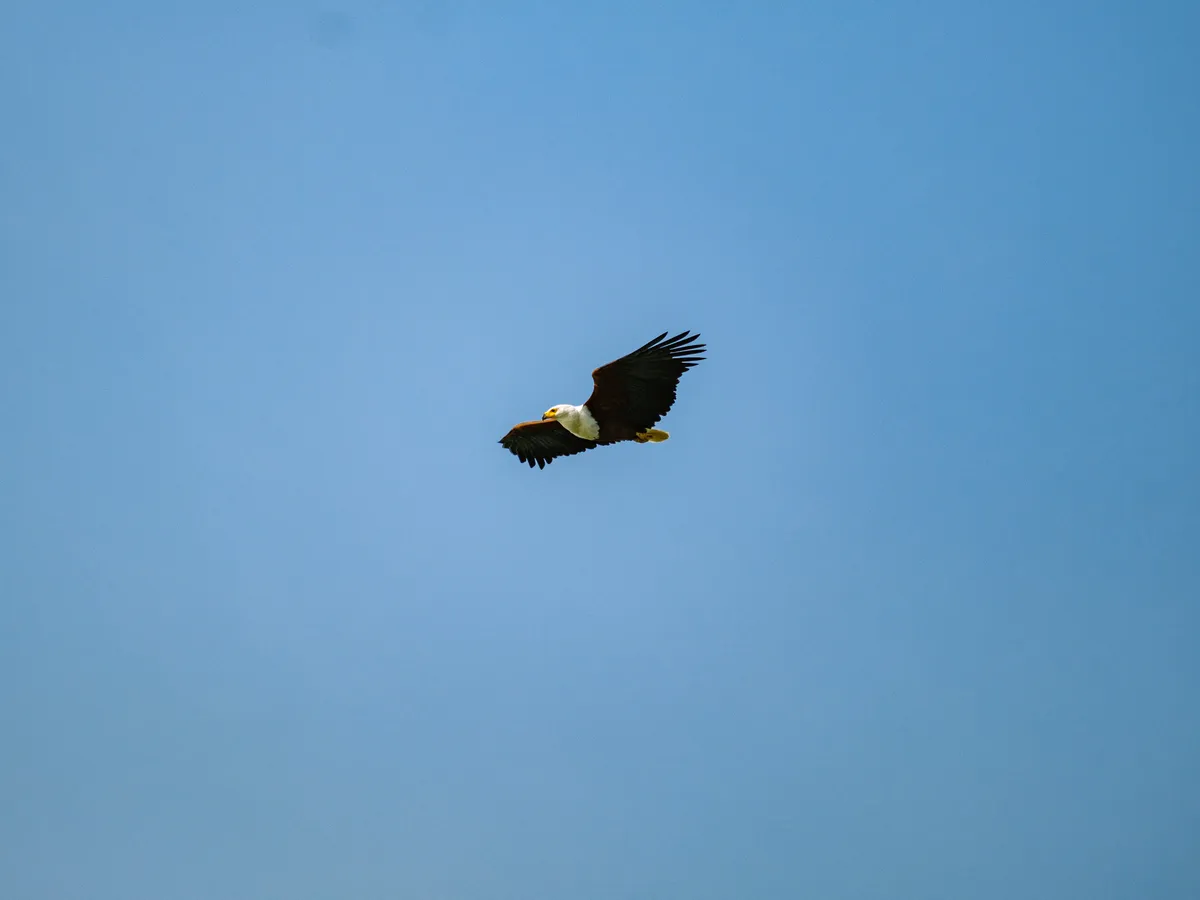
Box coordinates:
[585,331,706,429]
[498,419,598,468]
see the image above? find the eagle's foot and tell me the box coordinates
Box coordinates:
[635,429,670,443]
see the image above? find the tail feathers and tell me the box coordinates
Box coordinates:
[635,429,670,443]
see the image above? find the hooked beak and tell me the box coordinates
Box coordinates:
[542,408,557,420]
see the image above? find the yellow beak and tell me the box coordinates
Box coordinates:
[542,408,557,420]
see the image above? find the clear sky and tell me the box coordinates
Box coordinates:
[2,3,1198,898]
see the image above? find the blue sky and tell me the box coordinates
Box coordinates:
[2,2,1198,897]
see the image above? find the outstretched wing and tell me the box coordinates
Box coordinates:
[498,419,598,469]
[585,331,706,430]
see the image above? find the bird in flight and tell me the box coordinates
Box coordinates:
[499,331,706,469]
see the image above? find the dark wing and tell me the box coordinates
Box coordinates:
[498,419,599,469]
[584,331,706,430]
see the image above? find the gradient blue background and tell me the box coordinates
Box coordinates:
[3,3,1198,898]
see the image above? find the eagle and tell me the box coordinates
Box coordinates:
[499,330,706,469]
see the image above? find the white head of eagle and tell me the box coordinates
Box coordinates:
[499,330,706,469]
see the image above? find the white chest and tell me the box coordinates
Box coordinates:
[559,405,600,440]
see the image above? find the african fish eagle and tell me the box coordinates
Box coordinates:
[498,330,706,469]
